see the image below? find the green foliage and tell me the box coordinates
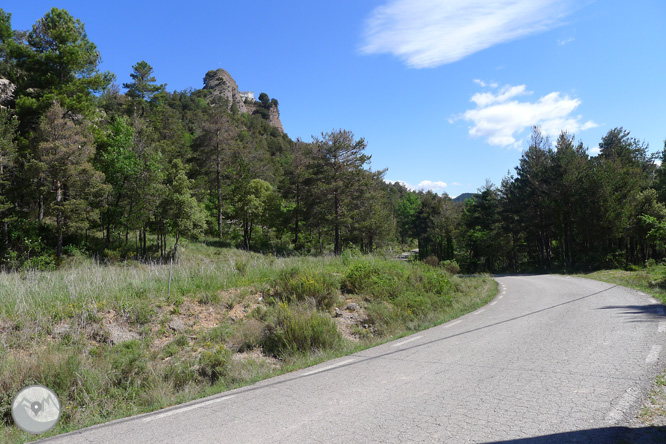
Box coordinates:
[111,340,148,389]
[198,345,232,383]
[341,261,380,295]
[197,291,221,305]
[442,260,460,275]
[13,7,113,123]
[123,60,165,104]
[261,302,342,358]
[270,267,340,310]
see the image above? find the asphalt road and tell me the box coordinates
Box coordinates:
[40,275,666,443]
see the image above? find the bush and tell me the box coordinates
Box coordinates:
[163,360,197,390]
[162,334,189,358]
[423,255,439,267]
[364,301,399,336]
[130,303,154,326]
[197,292,221,305]
[198,345,232,384]
[341,262,378,295]
[271,268,339,310]
[111,340,148,389]
[229,319,264,352]
[261,303,342,358]
[442,260,460,275]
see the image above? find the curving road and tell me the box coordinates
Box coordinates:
[41,275,666,443]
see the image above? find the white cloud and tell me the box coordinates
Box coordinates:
[360,0,577,68]
[589,145,601,155]
[557,37,575,46]
[454,82,598,148]
[471,84,530,107]
[387,180,448,194]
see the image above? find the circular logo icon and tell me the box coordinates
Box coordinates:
[11,385,61,435]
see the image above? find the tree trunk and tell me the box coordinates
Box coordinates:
[55,180,63,258]
[216,150,223,237]
[294,183,300,247]
[38,194,44,223]
[173,234,180,263]
[334,188,341,255]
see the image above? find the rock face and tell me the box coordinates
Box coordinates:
[202,69,284,133]
[245,101,284,133]
[203,69,248,114]
[0,78,15,108]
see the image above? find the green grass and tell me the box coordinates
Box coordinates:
[576,264,666,304]
[0,241,496,443]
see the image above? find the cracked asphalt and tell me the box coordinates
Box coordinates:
[39,275,666,443]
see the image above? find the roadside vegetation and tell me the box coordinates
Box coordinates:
[0,242,495,442]
[578,262,666,304]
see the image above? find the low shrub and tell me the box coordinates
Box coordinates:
[271,268,339,310]
[442,260,460,275]
[163,360,197,390]
[162,334,189,358]
[130,303,154,326]
[363,301,399,336]
[342,260,409,300]
[423,255,439,267]
[229,319,264,352]
[341,262,379,295]
[111,340,148,390]
[261,303,342,358]
[198,345,232,384]
[197,291,221,305]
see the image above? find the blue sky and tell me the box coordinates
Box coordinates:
[6,0,666,197]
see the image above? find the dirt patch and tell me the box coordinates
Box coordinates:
[333,300,368,342]
[232,348,280,369]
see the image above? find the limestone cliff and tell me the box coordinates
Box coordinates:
[244,101,284,133]
[203,69,247,114]
[0,78,15,108]
[202,69,284,133]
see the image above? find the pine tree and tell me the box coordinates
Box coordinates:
[33,101,107,258]
[312,129,371,255]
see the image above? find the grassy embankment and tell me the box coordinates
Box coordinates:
[578,265,666,430]
[0,242,496,443]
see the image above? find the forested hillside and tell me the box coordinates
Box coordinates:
[0,7,664,273]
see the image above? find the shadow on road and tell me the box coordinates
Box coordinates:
[598,304,666,322]
[480,425,666,444]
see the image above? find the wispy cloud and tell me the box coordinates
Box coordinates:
[557,37,575,46]
[387,180,448,194]
[360,0,577,68]
[453,81,598,149]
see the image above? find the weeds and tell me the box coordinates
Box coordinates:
[270,267,340,310]
[261,303,343,358]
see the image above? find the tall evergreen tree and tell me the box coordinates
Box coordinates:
[13,8,113,127]
[312,129,370,255]
[33,101,107,258]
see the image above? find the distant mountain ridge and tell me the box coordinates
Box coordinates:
[453,192,475,203]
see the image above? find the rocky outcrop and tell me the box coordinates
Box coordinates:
[0,78,15,108]
[203,69,247,113]
[202,69,284,133]
[245,101,284,133]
